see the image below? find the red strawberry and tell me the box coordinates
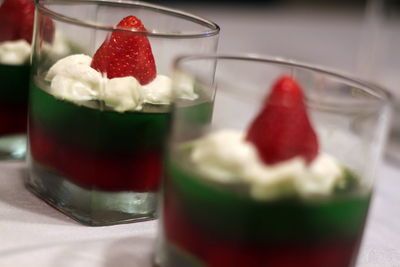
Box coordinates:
[21,8,55,44]
[0,0,22,42]
[18,1,36,43]
[246,76,319,165]
[0,0,54,44]
[91,16,156,85]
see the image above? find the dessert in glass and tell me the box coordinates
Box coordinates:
[25,0,219,226]
[0,0,52,159]
[156,55,391,267]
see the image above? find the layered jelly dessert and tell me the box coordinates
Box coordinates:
[29,16,209,194]
[0,0,37,135]
[160,76,370,267]
[0,0,68,139]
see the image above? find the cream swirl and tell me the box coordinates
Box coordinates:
[0,40,31,65]
[189,130,347,200]
[45,54,197,112]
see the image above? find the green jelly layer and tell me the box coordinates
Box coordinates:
[0,64,30,105]
[167,160,371,244]
[29,83,213,154]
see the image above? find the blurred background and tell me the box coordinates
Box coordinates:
[145,0,371,72]
[2,0,399,162]
[146,0,400,163]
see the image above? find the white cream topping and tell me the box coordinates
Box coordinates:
[42,31,74,61]
[0,40,31,65]
[189,130,346,200]
[46,54,102,101]
[142,75,172,104]
[173,71,198,101]
[0,31,71,65]
[46,54,197,111]
[104,77,143,112]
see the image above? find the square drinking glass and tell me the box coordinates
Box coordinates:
[25,0,219,226]
[156,54,391,267]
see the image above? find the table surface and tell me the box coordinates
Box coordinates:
[1,4,400,267]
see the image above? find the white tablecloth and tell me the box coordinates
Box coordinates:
[0,162,157,267]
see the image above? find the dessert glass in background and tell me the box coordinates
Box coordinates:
[26,0,219,226]
[0,0,40,160]
[358,0,400,163]
[156,55,391,267]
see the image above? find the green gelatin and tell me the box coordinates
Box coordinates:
[0,63,30,105]
[166,158,371,244]
[29,82,214,154]
[29,82,171,154]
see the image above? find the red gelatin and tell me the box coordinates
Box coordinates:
[29,124,162,192]
[0,104,27,135]
[0,64,30,136]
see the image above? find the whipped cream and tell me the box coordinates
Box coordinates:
[189,130,347,200]
[172,71,199,101]
[142,75,172,105]
[0,31,75,65]
[46,54,197,112]
[43,31,74,61]
[105,77,143,112]
[0,40,31,65]
[46,54,101,101]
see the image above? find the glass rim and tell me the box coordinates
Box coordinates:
[173,53,393,110]
[36,0,220,38]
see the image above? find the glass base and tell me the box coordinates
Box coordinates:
[26,160,157,226]
[154,241,204,267]
[0,134,26,160]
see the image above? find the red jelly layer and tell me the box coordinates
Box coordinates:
[164,201,361,267]
[0,64,30,135]
[0,104,27,135]
[29,124,162,192]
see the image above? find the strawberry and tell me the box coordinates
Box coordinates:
[0,0,22,42]
[246,76,319,165]
[0,0,54,44]
[91,16,156,85]
[18,1,36,43]
[20,4,55,44]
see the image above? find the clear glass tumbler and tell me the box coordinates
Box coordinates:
[25,0,219,226]
[156,55,391,267]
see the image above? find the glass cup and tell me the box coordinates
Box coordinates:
[156,55,391,267]
[358,0,400,162]
[25,0,219,226]
[0,0,34,160]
